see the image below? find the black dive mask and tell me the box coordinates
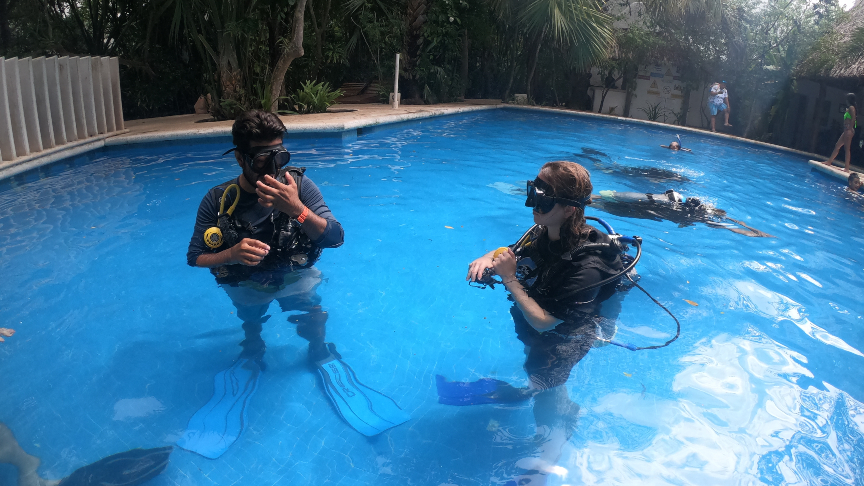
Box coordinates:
[525,178,590,214]
[223,144,291,177]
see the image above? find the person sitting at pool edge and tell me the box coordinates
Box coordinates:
[848,172,862,192]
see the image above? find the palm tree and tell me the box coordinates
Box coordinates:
[491,0,613,101]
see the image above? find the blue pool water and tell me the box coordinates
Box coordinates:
[1,108,863,486]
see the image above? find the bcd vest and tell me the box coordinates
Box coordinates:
[211,166,322,284]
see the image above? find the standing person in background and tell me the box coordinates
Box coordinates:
[824,93,858,172]
[708,81,731,132]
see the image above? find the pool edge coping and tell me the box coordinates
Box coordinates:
[1,102,858,182]
[104,104,500,146]
[0,130,130,181]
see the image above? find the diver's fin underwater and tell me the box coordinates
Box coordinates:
[315,343,410,436]
[177,358,261,459]
[58,446,173,486]
[436,375,535,406]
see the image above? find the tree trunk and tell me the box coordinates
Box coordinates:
[525,30,544,101]
[268,0,308,112]
[460,28,469,99]
[482,48,492,99]
[808,81,826,153]
[679,86,691,126]
[403,0,428,102]
[598,86,610,114]
[268,8,282,73]
[743,99,758,138]
[308,0,332,81]
[503,52,517,101]
[622,64,635,117]
[0,0,11,52]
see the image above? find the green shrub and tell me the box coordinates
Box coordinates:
[288,81,344,114]
[638,101,669,122]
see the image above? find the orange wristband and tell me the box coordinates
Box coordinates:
[296,206,309,223]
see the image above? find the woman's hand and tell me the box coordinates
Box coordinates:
[466,255,495,282]
[491,248,517,281]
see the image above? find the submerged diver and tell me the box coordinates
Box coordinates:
[0,422,171,486]
[572,147,690,184]
[444,161,631,484]
[184,111,407,459]
[589,189,773,237]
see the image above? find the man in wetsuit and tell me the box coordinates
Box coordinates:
[187,110,344,364]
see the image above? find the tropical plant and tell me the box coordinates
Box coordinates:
[288,81,344,114]
[638,100,668,122]
[490,0,614,100]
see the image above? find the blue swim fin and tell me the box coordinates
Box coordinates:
[177,358,260,459]
[436,375,535,406]
[315,343,410,436]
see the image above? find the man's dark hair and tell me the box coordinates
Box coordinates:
[231,110,287,151]
[849,172,861,184]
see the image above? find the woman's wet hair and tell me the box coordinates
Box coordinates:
[847,93,857,107]
[232,110,287,151]
[539,161,593,249]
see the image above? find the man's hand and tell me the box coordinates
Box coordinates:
[256,174,304,217]
[229,238,270,266]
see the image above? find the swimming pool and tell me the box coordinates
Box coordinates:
[1,108,862,485]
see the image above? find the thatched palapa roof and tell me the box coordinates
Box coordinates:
[799,0,864,80]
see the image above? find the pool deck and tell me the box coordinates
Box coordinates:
[2,101,862,181]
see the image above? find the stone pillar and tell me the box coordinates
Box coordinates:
[109,57,124,130]
[99,57,116,132]
[56,56,79,142]
[78,57,98,137]
[3,58,29,157]
[0,58,17,161]
[90,56,107,134]
[16,57,43,153]
[45,56,68,145]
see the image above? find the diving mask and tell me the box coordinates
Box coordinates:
[525,178,590,214]
[223,144,291,177]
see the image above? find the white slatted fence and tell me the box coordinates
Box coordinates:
[0,56,124,163]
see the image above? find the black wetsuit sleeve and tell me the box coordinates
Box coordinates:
[186,189,220,267]
[300,176,344,248]
[544,266,604,322]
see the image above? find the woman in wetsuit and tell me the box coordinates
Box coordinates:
[824,93,858,172]
[463,161,625,484]
[467,161,623,394]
